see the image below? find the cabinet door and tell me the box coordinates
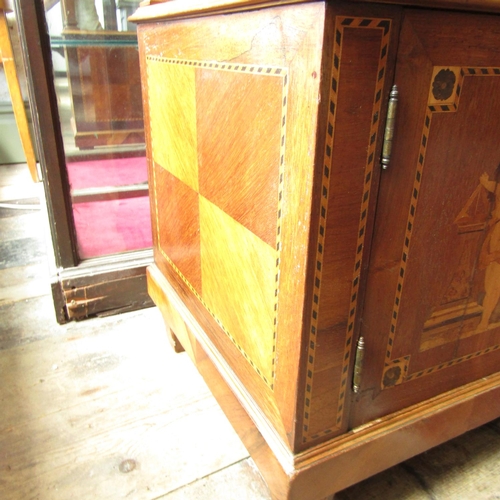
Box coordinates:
[352,10,500,425]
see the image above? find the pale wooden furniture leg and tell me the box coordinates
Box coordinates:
[0,1,38,182]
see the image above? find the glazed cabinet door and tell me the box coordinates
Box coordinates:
[352,9,500,425]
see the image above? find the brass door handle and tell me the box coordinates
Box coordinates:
[381,85,398,170]
[352,336,365,393]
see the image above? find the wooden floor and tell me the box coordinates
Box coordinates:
[1,162,500,500]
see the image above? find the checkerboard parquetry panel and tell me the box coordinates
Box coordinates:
[146,57,288,386]
[149,61,199,192]
[196,68,283,247]
[154,166,202,295]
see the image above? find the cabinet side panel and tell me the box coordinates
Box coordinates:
[138,4,326,450]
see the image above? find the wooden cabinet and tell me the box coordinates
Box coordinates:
[57,0,145,150]
[131,1,500,498]
[61,33,144,150]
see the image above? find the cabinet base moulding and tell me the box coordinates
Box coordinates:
[147,264,500,500]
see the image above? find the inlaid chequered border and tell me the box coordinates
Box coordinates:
[147,56,287,76]
[146,57,288,389]
[272,72,289,381]
[406,344,500,381]
[302,17,392,442]
[383,67,500,387]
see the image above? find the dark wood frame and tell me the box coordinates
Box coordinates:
[13,0,153,323]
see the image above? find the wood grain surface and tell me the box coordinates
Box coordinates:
[139,2,327,451]
[132,0,311,22]
[353,9,500,426]
[301,8,400,444]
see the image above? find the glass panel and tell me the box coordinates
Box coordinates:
[45,0,151,260]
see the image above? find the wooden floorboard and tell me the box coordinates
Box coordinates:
[0,263,50,304]
[0,163,35,188]
[0,163,271,500]
[0,237,46,270]
[0,308,259,500]
[0,212,42,242]
[1,161,500,499]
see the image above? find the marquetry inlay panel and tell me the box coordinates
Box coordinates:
[382,67,500,389]
[146,57,288,387]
